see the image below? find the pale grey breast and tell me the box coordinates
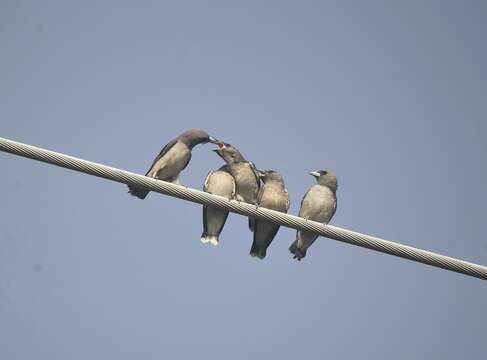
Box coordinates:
[299,184,336,224]
[230,162,259,203]
[260,184,289,212]
[204,170,235,198]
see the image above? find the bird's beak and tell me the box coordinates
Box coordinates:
[309,171,320,178]
[208,136,219,144]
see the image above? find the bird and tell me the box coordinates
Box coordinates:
[201,166,236,246]
[212,142,260,231]
[250,170,290,259]
[128,129,218,199]
[289,170,338,261]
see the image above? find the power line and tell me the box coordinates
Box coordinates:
[1,136,486,281]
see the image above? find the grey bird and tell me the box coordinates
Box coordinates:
[250,170,290,259]
[128,129,218,199]
[212,142,260,231]
[201,166,236,246]
[289,170,338,260]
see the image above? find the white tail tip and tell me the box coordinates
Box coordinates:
[200,235,219,246]
[200,237,210,244]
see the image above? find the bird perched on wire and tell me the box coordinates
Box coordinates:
[128,128,218,199]
[212,142,260,231]
[289,170,338,260]
[250,170,290,259]
[201,166,236,246]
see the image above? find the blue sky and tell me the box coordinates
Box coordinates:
[1,1,486,359]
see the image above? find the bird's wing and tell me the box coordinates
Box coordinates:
[202,170,215,236]
[256,182,265,205]
[219,165,236,199]
[203,170,215,192]
[230,172,236,199]
[248,161,261,191]
[326,197,337,224]
[145,138,178,175]
[298,187,312,217]
[284,188,291,211]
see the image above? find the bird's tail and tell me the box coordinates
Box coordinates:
[248,217,255,232]
[289,240,306,261]
[289,240,298,255]
[128,185,149,199]
[250,242,266,260]
[200,233,219,246]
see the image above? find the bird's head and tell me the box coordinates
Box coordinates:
[310,170,338,192]
[212,142,246,164]
[257,169,284,184]
[180,128,219,148]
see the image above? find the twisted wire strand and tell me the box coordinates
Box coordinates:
[1,136,486,280]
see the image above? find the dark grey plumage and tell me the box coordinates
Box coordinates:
[128,129,217,199]
[212,142,260,231]
[201,166,236,246]
[290,170,338,260]
[250,170,290,259]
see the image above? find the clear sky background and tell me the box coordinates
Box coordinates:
[1,1,486,359]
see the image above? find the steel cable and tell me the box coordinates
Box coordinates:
[1,136,486,280]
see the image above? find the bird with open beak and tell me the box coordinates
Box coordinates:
[250,169,290,259]
[211,142,261,231]
[128,128,219,199]
[289,170,338,260]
